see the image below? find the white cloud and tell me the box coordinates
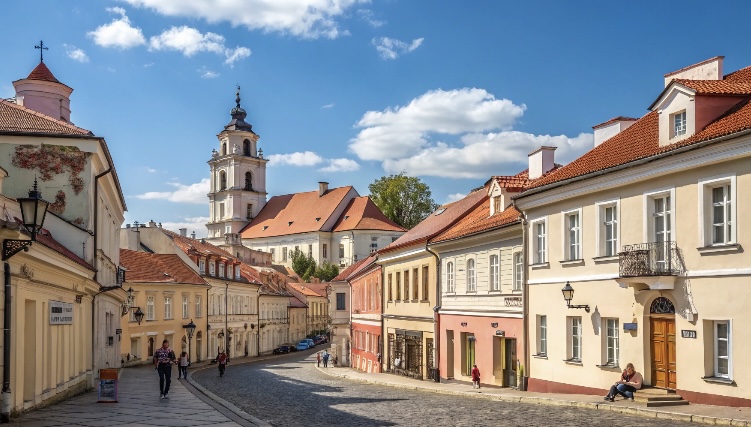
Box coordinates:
[145,167,157,173]
[143,62,155,67]
[87,7,146,49]
[321,103,335,109]
[267,151,325,167]
[372,37,423,60]
[319,158,360,173]
[350,88,526,161]
[149,26,251,66]
[132,178,209,204]
[358,9,384,28]
[64,44,89,62]
[225,47,251,66]
[445,193,466,204]
[124,0,359,39]
[159,217,210,238]
[198,67,220,78]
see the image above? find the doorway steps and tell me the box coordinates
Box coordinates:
[634,387,689,407]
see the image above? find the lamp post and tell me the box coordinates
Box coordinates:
[2,180,49,423]
[120,287,145,325]
[183,320,196,362]
[561,281,590,313]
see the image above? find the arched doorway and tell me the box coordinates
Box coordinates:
[649,296,676,389]
[148,337,155,357]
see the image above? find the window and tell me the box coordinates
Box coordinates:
[246,203,253,219]
[370,241,378,253]
[538,315,547,356]
[564,210,581,260]
[714,321,731,378]
[219,263,225,278]
[466,259,476,292]
[605,318,619,366]
[282,247,288,262]
[147,296,154,320]
[336,293,346,311]
[245,171,253,191]
[699,176,737,248]
[221,143,227,156]
[270,248,275,262]
[570,317,582,361]
[531,218,547,264]
[711,185,732,244]
[446,262,455,293]
[396,272,401,300]
[164,296,172,319]
[209,261,216,276]
[412,268,419,300]
[219,203,225,220]
[597,202,619,257]
[339,243,345,259]
[388,274,393,301]
[650,193,672,270]
[243,139,251,156]
[489,255,499,291]
[493,196,501,215]
[673,110,687,137]
[403,270,410,300]
[199,259,206,274]
[422,266,429,301]
[219,171,227,190]
[513,252,523,291]
[195,296,202,317]
[182,296,189,319]
[227,265,233,279]
[308,244,313,258]
[322,244,328,259]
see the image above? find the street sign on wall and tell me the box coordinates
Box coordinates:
[49,300,73,325]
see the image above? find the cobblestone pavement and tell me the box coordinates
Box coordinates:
[192,349,693,427]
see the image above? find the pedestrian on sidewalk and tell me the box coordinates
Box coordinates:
[322,350,329,368]
[604,363,643,402]
[317,352,321,367]
[178,351,189,379]
[153,340,176,399]
[471,364,481,389]
[217,350,228,377]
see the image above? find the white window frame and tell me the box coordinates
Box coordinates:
[446,261,455,293]
[199,258,206,274]
[489,254,500,291]
[714,320,732,379]
[227,264,233,279]
[562,208,582,261]
[219,263,225,278]
[698,174,737,247]
[672,110,687,138]
[209,261,216,276]
[146,296,155,320]
[643,187,676,244]
[530,217,548,265]
[182,296,189,319]
[595,199,620,257]
[568,316,582,362]
[513,251,523,291]
[164,296,172,320]
[195,295,202,318]
[235,266,241,279]
[604,318,619,366]
[466,258,476,292]
[537,315,547,356]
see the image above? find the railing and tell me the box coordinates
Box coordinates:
[619,241,680,277]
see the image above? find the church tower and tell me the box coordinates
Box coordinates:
[206,87,268,245]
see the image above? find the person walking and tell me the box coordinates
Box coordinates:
[317,352,321,367]
[153,340,176,399]
[471,364,481,389]
[217,350,228,377]
[178,351,189,379]
[322,350,330,368]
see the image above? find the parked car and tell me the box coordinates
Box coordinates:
[296,341,310,351]
[316,335,328,343]
[313,337,324,345]
[285,343,299,352]
[304,338,316,348]
[272,345,291,354]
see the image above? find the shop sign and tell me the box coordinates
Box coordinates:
[49,301,73,325]
[504,297,522,307]
[98,368,119,402]
[681,330,697,339]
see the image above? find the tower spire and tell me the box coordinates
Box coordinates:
[35,40,49,62]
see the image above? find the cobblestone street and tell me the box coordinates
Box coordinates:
[192,350,693,427]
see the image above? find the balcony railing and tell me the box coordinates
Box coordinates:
[619,241,680,277]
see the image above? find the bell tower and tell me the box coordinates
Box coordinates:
[206,86,268,245]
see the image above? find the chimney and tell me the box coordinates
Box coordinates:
[528,146,556,180]
[190,231,196,239]
[592,117,637,147]
[179,228,187,237]
[663,56,724,87]
[148,220,157,227]
[318,182,329,197]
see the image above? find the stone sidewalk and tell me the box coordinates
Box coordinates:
[318,366,751,426]
[9,361,265,427]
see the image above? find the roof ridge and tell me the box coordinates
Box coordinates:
[0,99,92,135]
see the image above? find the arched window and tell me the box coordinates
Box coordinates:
[243,139,251,156]
[222,143,227,156]
[219,171,227,190]
[245,171,253,190]
[650,297,675,314]
[467,259,476,292]
[446,262,455,292]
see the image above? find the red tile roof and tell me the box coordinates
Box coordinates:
[332,197,406,233]
[525,64,751,192]
[26,62,62,84]
[332,254,374,281]
[0,100,92,135]
[36,227,94,271]
[674,79,751,96]
[433,203,522,243]
[240,186,355,238]
[120,249,207,285]
[379,188,487,253]
[162,228,239,262]
[288,283,324,298]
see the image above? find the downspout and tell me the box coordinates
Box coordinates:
[256,289,260,357]
[513,201,530,391]
[2,261,12,422]
[379,259,385,373]
[206,286,210,361]
[91,166,113,389]
[425,240,440,382]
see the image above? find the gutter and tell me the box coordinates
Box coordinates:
[425,240,441,382]
[512,199,531,391]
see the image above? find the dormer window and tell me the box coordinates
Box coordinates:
[492,196,501,215]
[209,261,216,276]
[673,111,687,138]
[198,259,206,274]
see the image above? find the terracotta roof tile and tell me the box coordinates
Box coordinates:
[26,62,61,84]
[240,186,355,238]
[379,188,487,253]
[674,79,751,95]
[287,283,323,298]
[0,100,92,135]
[162,228,238,261]
[36,227,94,271]
[433,203,522,243]
[332,197,406,233]
[119,249,207,285]
[333,254,374,281]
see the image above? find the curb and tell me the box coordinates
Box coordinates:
[316,367,750,426]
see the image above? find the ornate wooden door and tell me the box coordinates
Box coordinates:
[650,317,677,389]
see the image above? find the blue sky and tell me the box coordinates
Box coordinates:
[2,1,750,237]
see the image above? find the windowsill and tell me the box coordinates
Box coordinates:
[411,299,420,302]
[420,300,430,303]
[533,354,548,359]
[530,262,549,270]
[560,259,584,266]
[701,376,735,385]
[593,255,619,264]
[697,244,741,255]
[596,363,621,370]
[512,290,522,294]
[464,291,477,295]
[563,359,583,366]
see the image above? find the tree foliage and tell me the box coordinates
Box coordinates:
[290,249,339,282]
[314,261,339,282]
[368,173,439,229]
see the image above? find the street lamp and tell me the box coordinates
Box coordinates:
[561,281,590,313]
[2,180,49,423]
[120,287,145,325]
[183,320,196,362]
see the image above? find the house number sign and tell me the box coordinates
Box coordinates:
[681,330,697,339]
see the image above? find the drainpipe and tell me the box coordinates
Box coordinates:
[425,240,441,382]
[2,261,12,422]
[256,291,260,356]
[90,166,113,390]
[513,201,530,391]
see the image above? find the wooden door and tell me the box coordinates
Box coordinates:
[650,317,676,389]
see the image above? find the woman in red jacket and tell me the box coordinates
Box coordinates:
[471,365,481,389]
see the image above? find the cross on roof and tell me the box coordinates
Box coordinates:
[35,40,49,62]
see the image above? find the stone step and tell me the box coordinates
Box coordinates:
[634,394,684,402]
[637,387,676,395]
[644,399,690,408]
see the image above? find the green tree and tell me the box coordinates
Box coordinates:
[313,261,340,282]
[290,248,316,280]
[368,173,439,229]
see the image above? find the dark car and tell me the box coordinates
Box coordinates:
[272,345,291,354]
